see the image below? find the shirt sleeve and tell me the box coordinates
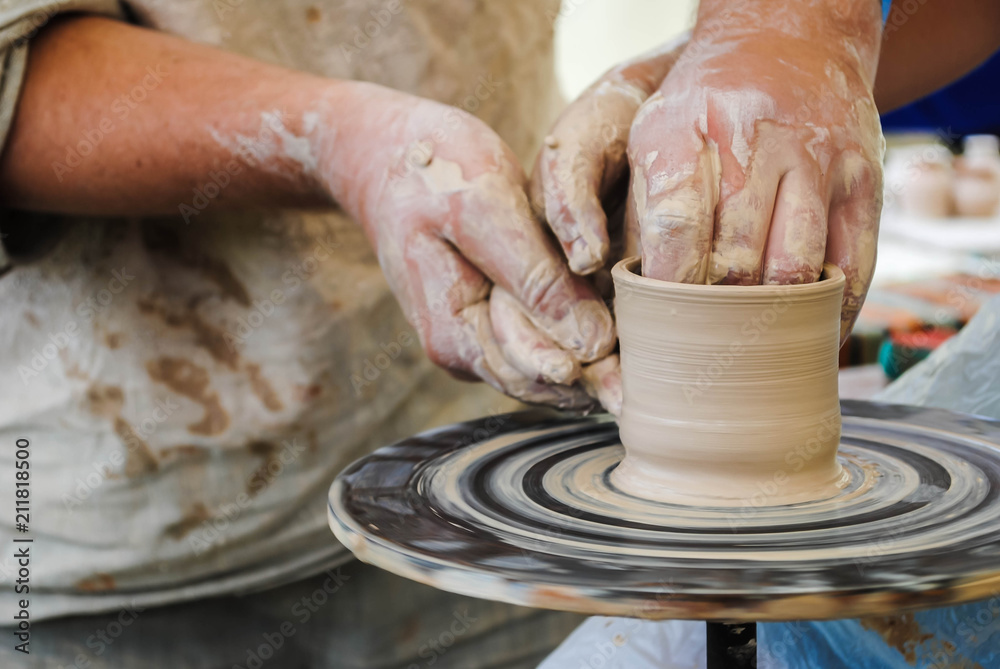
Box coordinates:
[0,0,124,271]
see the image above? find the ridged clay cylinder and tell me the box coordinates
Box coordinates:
[611,257,848,507]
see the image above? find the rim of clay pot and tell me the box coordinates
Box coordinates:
[612,256,845,299]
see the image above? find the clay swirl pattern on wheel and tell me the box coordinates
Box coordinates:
[329,401,1000,621]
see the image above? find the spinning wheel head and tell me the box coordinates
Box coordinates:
[329,402,1000,621]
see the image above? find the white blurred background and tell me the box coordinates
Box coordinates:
[554,0,697,99]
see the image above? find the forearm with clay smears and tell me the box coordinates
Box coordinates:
[693,0,882,79]
[0,15,619,413]
[0,15,340,216]
[875,0,1000,112]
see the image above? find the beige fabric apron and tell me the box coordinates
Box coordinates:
[0,0,562,620]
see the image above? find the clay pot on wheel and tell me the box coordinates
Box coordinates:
[611,257,847,506]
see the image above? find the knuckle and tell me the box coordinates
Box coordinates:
[641,209,711,246]
[521,260,567,313]
[766,261,822,285]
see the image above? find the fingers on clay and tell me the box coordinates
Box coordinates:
[489,286,581,386]
[534,130,612,275]
[709,159,781,286]
[444,178,613,362]
[763,167,828,285]
[581,355,623,417]
[404,235,495,382]
[630,128,719,284]
[470,300,597,411]
[826,155,882,343]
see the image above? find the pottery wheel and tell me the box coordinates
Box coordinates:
[328,401,1000,621]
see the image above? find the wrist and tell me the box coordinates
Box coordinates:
[311,80,410,228]
[694,0,882,79]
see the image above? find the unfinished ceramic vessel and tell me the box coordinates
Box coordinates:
[611,257,847,506]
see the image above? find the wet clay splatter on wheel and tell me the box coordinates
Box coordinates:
[330,404,1000,621]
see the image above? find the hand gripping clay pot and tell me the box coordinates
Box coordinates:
[611,257,848,506]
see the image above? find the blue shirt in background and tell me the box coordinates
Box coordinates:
[881,49,1000,139]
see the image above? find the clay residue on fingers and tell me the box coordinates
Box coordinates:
[489,286,580,385]
[581,354,622,416]
[708,118,794,286]
[829,149,881,341]
[517,263,615,363]
[539,146,610,274]
[592,79,647,105]
[463,300,594,410]
[707,88,778,172]
[763,169,827,285]
[632,134,719,284]
[400,156,615,363]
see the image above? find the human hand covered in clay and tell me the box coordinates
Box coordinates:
[627,0,885,341]
[525,39,688,415]
[324,84,619,411]
[529,36,688,276]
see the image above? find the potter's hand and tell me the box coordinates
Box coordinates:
[628,0,885,341]
[326,85,618,411]
[529,37,687,275]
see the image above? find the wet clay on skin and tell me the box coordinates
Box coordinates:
[611,256,848,506]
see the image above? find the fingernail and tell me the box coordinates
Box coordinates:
[570,301,616,362]
[604,387,622,417]
[581,356,622,416]
[535,349,579,385]
[569,238,606,275]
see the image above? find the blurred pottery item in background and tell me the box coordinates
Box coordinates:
[893,145,955,218]
[954,167,1000,217]
[878,327,957,380]
[611,257,847,506]
[954,135,1000,217]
